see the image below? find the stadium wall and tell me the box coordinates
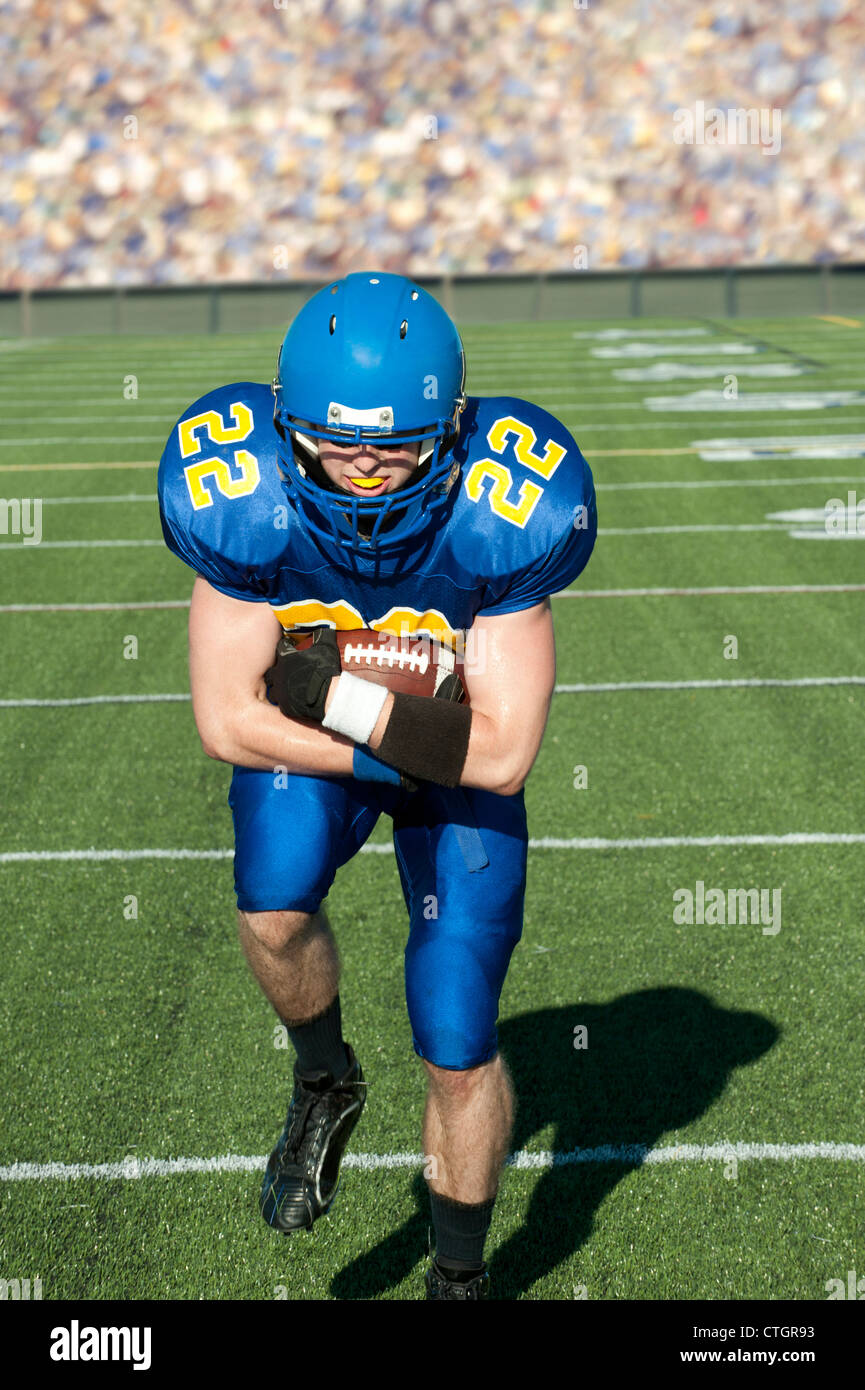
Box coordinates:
[1,265,864,337]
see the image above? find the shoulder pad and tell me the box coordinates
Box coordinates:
[157,381,289,600]
[452,396,597,613]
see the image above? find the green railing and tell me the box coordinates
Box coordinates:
[1,265,864,337]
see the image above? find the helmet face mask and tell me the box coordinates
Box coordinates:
[272,272,466,553]
[274,408,462,549]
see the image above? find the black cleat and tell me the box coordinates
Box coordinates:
[260,1043,366,1233]
[424,1258,490,1300]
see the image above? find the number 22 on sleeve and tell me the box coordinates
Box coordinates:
[463,414,566,528]
[180,402,260,510]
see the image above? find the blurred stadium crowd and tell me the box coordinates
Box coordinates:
[1,0,863,288]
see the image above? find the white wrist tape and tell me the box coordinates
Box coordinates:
[321,671,389,744]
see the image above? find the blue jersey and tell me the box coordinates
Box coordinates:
[157,382,597,648]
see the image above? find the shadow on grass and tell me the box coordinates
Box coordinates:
[331,986,778,1300]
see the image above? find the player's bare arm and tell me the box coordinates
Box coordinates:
[361,600,556,798]
[269,599,556,796]
[188,575,356,776]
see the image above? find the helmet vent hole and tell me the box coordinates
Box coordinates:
[399,319,408,339]
[411,290,419,300]
[329,314,336,334]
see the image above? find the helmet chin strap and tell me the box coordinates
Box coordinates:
[291,428,320,462]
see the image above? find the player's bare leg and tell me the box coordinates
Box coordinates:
[237,907,339,1025]
[421,1053,512,1295]
[243,907,367,1232]
[422,1052,514,1203]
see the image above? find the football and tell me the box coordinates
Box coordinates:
[288,628,469,703]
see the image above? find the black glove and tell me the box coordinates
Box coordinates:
[265,628,342,723]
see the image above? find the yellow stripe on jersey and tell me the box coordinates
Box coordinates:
[271,599,365,631]
[270,600,461,651]
[370,607,460,650]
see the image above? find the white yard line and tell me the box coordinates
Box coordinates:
[0,437,171,446]
[0,415,179,425]
[0,524,858,551]
[0,461,157,472]
[600,476,865,491]
[2,833,864,866]
[9,477,865,507]
[0,601,189,612]
[0,694,191,707]
[0,539,163,550]
[3,675,864,709]
[602,523,788,535]
[10,451,862,469]
[526,833,865,849]
[2,583,865,613]
[5,416,865,445]
[1,1142,863,1182]
[37,494,159,505]
[554,676,865,693]
[558,583,865,597]
[15,374,865,401]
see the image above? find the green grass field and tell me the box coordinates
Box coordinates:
[1,314,863,1301]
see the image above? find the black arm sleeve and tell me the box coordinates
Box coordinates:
[375,692,472,788]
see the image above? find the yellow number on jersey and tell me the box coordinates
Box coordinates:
[486,414,566,480]
[184,450,261,511]
[464,413,566,528]
[180,402,260,511]
[463,459,544,529]
[179,403,254,458]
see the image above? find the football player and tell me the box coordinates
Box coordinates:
[157,272,597,1300]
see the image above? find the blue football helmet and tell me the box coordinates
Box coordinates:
[272,272,467,551]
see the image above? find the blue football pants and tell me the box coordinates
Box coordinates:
[228,767,528,1069]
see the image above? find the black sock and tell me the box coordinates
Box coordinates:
[429,1189,495,1275]
[284,995,349,1079]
